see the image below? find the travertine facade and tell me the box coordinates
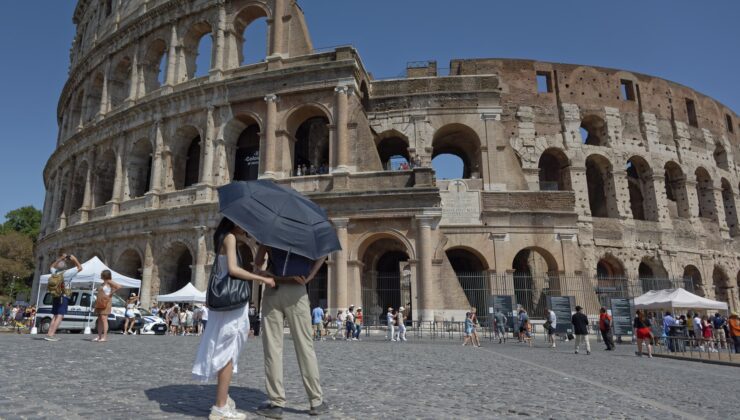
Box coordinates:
[36,0,740,321]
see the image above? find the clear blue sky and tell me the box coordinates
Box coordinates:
[1,0,738,221]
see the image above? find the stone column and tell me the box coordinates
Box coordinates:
[332,218,349,312]
[150,120,164,193]
[200,106,216,184]
[110,144,125,216]
[141,235,154,308]
[261,94,278,179]
[126,42,139,104]
[713,186,730,238]
[270,0,285,57]
[97,59,110,121]
[51,169,64,230]
[210,2,226,79]
[685,179,700,218]
[334,86,352,172]
[80,153,94,222]
[416,215,434,321]
[651,173,672,226]
[165,24,178,87]
[570,164,591,217]
[613,169,632,219]
[194,226,209,291]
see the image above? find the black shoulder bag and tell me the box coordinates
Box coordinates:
[206,247,250,311]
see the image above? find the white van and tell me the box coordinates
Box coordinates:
[35,288,142,334]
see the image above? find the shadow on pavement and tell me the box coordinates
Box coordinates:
[145,384,269,416]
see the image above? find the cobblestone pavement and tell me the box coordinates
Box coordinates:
[1,331,735,419]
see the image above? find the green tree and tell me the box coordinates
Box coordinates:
[2,206,42,240]
[0,231,35,298]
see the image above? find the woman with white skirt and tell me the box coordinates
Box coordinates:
[192,217,275,420]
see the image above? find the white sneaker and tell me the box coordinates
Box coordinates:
[209,404,246,420]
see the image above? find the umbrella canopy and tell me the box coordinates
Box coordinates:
[39,256,141,288]
[156,282,206,303]
[218,180,341,260]
[634,288,728,311]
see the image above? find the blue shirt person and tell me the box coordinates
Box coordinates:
[312,306,324,325]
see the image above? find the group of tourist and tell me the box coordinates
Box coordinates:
[1,303,36,333]
[294,163,329,177]
[386,156,423,172]
[154,303,208,336]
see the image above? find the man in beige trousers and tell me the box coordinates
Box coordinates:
[255,245,328,419]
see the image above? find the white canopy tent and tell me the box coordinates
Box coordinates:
[156,283,206,304]
[39,256,141,289]
[634,288,728,311]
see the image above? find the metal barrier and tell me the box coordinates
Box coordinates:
[652,335,737,362]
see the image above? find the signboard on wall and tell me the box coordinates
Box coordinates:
[610,298,634,336]
[546,295,574,334]
[490,295,515,331]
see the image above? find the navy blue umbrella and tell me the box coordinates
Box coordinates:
[218,180,341,260]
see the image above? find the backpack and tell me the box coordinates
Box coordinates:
[712,316,724,329]
[48,272,67,298]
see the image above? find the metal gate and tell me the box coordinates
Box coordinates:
[455,271,489,324]
[306,273,327,310]
[361,271,411,325]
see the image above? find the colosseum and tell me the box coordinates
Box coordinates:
[35,0,740,324]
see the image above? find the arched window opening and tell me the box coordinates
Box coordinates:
[447,248,489,322]
[638,259,670,292]
[86,73,105,122]
[235,7,268,65]
[432,124,481,179]
[512,248,559,318]
[712,266,730,305]
[109,57,132,108]
[158,243,193,294]
[664,162,690,218]
[115,249,142,279]
[184,22,213,80]
[294,117,330,176]
[376,136,410,171]
[70,162,88,214]
[142,39,167,93]
[714,144,729,171]
[361,238,411,324]
[307,263,328,310]
[234,124,261,181]
[695,168,716,220]
[683,265,703,296]
[626,157,657,221]
[596,256,627,307]
[127,139,153,199]
[580,115,607,146]
[184,137,201,188]
[721,179,738,236]
[585,155,617,218]
[432,154,464,179]
[538,148,571,191]
[93,150,116,207]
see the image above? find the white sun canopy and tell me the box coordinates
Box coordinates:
[156,282,206,303]
[39,256,141,289]
[634,288,728,311]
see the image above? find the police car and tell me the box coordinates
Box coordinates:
[36,288,143,334]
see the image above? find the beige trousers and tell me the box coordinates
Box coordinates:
[574,334,591,352]
[261,282,323,407]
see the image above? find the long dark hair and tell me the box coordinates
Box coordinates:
[213,217,236,252]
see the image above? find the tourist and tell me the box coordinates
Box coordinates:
[662,311,676,351]
[462,312,473,346]
[170,306,181,336]
[470,307,481,347]
[45,253,82,341]
[517,310,529,342]
[151,304,159,317]
[123,293,138,335]
[334,309,345,340]
[200,304,209,333]
[386,307,395,341]
[544,307,557,348]
[692,312,703,349]
[323,310,332,339]
[701,315,717,353]
[93,270,122,343]
[633,309,653,357]
[254,244,329,418]
[345,305,355,340]
[396,307,407,342]
[26,305,36,330]
[728,312,740,354]
[599,307,615,351]
[184,304,194,335]
[494,309,507,343]
[312,304,324,341]
[711,312,727,349]
[353,308,363,340]
[15,306,25,333]
[572,306,590,355]
[192,217,275,420]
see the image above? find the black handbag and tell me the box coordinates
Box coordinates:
[206,247,250,311]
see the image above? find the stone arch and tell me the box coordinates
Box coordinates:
[664,161,690,218]
[712,265,730,304]
[223,114,262,181]
[127,138,153,199]
[512,247,559,317]
[638,256,670,292]
[446,247,489,318]
[285,104,332,174]
[431,124,482,179]
[626,156,657,221]
[142,38,167,94]
[56,168,72,219]
[596,254,626,278]
[720,178,738,236]
[169,125,202,190]
[70,160,89,214]
[580,115,608,146]
[157,241,194,294]
[86,72,105,122]
[683,265,704,296]
[714,143,729,171]
[234,5,270,65]
[375,130,410,170]
[596,254,627,306]
[69,90,85,131]
[109,56,132,108]
[114,248,143,279]
[695,167,717,220]
[359,234,413,323]
[585,154,618,218]
[93,149,116,207]
[183,21,214,79]
[538,147,571,191]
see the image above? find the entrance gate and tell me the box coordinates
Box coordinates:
[361,271,411,325]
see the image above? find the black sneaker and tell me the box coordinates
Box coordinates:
[256,403,283,419]
[309,402,329,416]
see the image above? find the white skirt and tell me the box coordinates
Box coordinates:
[192,304,250,382]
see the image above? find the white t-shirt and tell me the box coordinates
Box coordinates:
[693,316,702,332]
[346,312,354,323]
[547,310,557,329]
[201,306,209,321]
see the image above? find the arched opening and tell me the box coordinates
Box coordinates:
[115,249,142,279]
[664,161,690,218]
[184,138,201,188]
[538,148,571,191]
[721,178,738,236]
[432,154,464,179]
[714,143,729,171]
[170,126,201,190]
[638,258,670,292]
[376,135,410,171]
[360,237,411,324]
[233,124,261,181]
[432,124,481,179]
[184,22,213,79]
[712,266,730,305]
[86,72,104,122]
[446,248,489,322]
[127,138,153,199]
[142,39,167,94]
[235,6,269,65]
[93,150,116,207]
[292,114,330,176]
[69,91,85,131]
[596,255,627,307]
[683,265,703,296]
[512,247,559,318]
[57,170,71,219]
[580,115,608,146]
[585,154,617,218]
[70,161,88,214]
[695,167,717,220]
[109,57,132,108]
[158,243,193,295]
[626,157,657,221]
